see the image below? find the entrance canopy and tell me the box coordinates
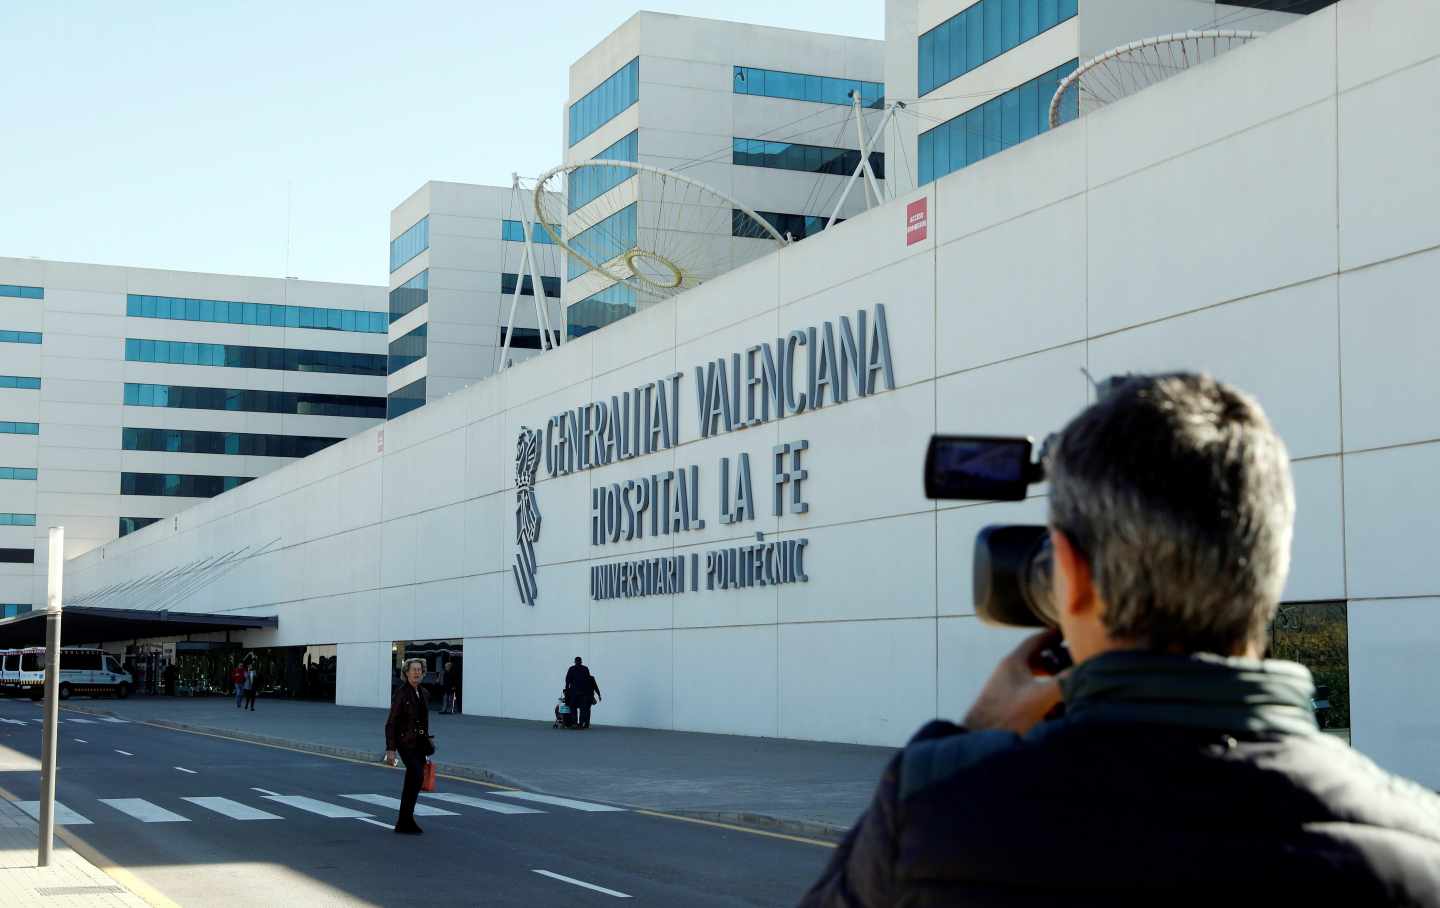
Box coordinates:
[0,607,277,648]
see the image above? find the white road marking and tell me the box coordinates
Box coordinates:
[94,717,129,723]
[421,792,542,815]
[182,797,282,821]
[174,766,197,774]
[532,870,631,899]
[99,798,190,823]
[66,718,95,724]
[356,817,393,829]
[492,791,625,812]
[14,801,92,825]
[342,794,458,816]
[250,787,281,796]
[0,718,28,725]
[114,749,133,756]
[260,795,373,819]
[73,738,88,744]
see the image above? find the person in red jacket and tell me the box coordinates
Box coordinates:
[230,662,247,709]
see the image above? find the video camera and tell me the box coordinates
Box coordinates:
[924,435,1057,629]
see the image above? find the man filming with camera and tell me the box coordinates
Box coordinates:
[799,373,1440,906]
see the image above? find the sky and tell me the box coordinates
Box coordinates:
[0,1,883,287]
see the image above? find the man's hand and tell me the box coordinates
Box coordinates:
[962,631,1067,735]
[384,750,397,767]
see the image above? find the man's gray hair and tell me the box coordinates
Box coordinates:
[1047,373,1295,654]
[403,658,426,674]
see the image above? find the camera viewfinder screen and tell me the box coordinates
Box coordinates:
[925,436,1032,501]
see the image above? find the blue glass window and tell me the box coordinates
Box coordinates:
[567,204,638,280]
[118,517,161,537]
[389,271,428,324]
[733,66,882,109]
[0,603,34,618]
[569,130,639,213]
[500,220,560,245]
[0,375,41,389]
[127,294,384,333]
[387,377,426,420]
[390,216,430,272]
[0,513,36,526]
[500,273,562,297]
[0,467,37,480]
[732,138,884,179]
[388,324,428,375]
[734,210,842,241]
[125,338,386,376]
[0,330,41,344]
[570,58,639,147]
[918,60,1078,186]
[122,427,340,458]
[0,422,39,435]
[123,384,385,419]
[120,472,253,498]
[0,285,43,300]
[918,0,1077,95]
[567,283,637,338]
[500,327,562,350]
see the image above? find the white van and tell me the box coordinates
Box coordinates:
[0,649,20,695]
[2,647,133,700]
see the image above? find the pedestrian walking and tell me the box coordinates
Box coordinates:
[232,662,247,708]
[384,657,432,835]
[243,663,258,711]
[579,672,601,729]
[162,661,176,696]
[441,660,457,714]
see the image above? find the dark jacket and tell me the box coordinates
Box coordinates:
[565,664,591,707]
[799,652,1440,908]
[384,682,430,752]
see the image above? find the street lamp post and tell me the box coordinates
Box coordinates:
[37,526,64,867]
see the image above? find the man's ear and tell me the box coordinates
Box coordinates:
[1050,528,1096,618]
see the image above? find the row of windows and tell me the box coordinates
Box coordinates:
[0,376,41,390]
[0,513,36,526]
[0,548,34,564]
[0,467,37,480]
[121,472,252,498]
[567,283,637,339]
[567,204,638,280]
[388,324,428,375]
[918,59,1078,186]
[500,272,562,298]
[500,220,560,245]
[732,138,885,179]
[0,422,39,435]
[919,0,1078,96]
[1,603,33,618]
[0,285,43,300]
[127,294,387,334]
[0,330,41,344]
[569,130,639,213]
[390,216,430,272]
[733,66,883,109]
[570,57,639,147]
[125,338,386,376]
[501,327,562,351]
[387,377,426,420]
[389,271,428,323]
[124,383,386,419]
[122,427,342,459]
[118,517,161,538]
[735,209,842,242]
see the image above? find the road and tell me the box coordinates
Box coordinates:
[0,697,832,906]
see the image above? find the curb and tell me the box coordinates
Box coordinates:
[56,703,846,842]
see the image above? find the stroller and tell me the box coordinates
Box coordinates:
[552,689,578,729]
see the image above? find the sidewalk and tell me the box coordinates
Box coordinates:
[0,800,151,907]
[54,695,895,839]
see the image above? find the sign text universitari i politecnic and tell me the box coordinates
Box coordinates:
[523,304,895,602]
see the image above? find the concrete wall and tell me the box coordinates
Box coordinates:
[65,0,1440,785]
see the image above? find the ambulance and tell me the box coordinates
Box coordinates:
[0,647,133,700]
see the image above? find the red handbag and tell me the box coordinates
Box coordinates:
[421,760,436,793]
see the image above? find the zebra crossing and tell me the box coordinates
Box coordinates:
[6,788,622,827]
[0,716,129,726]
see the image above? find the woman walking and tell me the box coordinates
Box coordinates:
[384,658,431,835]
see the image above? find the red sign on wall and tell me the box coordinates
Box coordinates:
[906,197,928,246]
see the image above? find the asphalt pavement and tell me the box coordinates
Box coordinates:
[0,698,834,906]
